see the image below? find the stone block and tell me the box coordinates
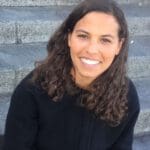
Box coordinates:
[0,0,81,6]
[118,0,150,5]
[17,20,61,43]
[0,22,16,44]
[0,0,149,6]
[127,57,150,78]
[15,67,34,87]
[128,17,150,36]
[0,69,15,94]
[0,95,10,135]
[134,109,150,136]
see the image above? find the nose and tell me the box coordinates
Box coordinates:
[86,40,100,54]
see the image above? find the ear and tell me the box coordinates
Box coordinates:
[115,38,124,55]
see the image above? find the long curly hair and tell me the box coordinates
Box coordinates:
[31,0,129,126]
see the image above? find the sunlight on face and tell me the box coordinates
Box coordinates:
[68,11,123,87]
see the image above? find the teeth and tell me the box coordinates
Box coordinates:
[81,58,100,65]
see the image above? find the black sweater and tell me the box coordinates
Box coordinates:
[3,72,140,150]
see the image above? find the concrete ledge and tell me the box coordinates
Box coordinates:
[0,0,149,6]
[0,0,82,6]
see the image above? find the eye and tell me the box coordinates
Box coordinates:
[101,38,111,44]
[77,34,88,40]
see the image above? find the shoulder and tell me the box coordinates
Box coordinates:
[128,78,140,109]
[14,69,44,95]
[11,70,45,105]
[7,70,42,120]
[125,78,140,123]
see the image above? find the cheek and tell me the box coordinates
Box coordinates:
[103,43,120,59]
[69,38,78,58]
[69,44,80,64]
[69,40,86,56]
[70,44,79,57]
[102,49,116,61]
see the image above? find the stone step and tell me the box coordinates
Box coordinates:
[127,36,150,79]
[0,78,150,136]
[0,0,149,6]
[0,94,10,135]
[133,78,150,136]
[133,134,150,150]
[0,4,150,44]
[0,42,47,94]
[0,35,150,94]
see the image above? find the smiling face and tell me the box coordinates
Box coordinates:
[68,11,123,88]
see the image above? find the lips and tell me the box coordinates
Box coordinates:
[80,58,101,65]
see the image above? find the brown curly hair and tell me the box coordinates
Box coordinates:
[31,0,129,126]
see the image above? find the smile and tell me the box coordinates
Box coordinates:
[80,58,101,65]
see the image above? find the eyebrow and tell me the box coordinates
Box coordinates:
[75,29,89,34]
[75,29,115,39]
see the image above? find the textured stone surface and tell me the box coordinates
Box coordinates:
[0,0,149,6]
[133,134,150,150]
[135,80,150,136]
[121,4,150,17]
[0,68,15,94]
[128,36,150,57]
[0,5,150,44]
[0,22,16,44]
[17,20,61,43]
[0,94,10,135]
[0,42,46,94]
[120,0,150,5]
[135,110,150,136]
[127,57,150,78]
[134,78,150,110]
[0,0,82,6]
[0,42,46,69]
[15,67,34,86]
[133,78,150,136]
[128,17,150,36]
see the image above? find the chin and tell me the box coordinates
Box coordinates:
[81,72,101,80]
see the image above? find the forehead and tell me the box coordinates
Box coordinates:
[74,11,119,36]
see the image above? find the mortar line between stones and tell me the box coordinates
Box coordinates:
[15,22,21,44]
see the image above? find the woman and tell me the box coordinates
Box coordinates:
[3,0,140,149]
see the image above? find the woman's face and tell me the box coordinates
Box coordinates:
[68,11,123,86]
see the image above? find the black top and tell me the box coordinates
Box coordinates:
[3,72,140,150]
